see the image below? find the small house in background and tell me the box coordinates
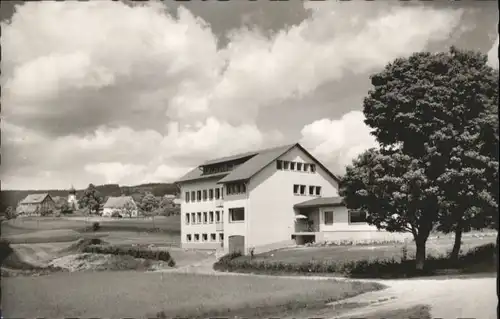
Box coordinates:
[102,196,138,218]
[163,194,181,208]
[16,193,56,217]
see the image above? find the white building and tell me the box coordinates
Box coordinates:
[176,143,410,255]
[102,196,139,218]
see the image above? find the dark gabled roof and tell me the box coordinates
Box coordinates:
[175,143,341,185]
[202,150,259,166]
[217,144,296,184]
[19,193,52,205]
[294,196,344,209]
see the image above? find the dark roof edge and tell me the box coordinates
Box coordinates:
[175,173,229,185]
[294,202,344,209]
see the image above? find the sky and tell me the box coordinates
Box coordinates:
[1,0,498,190]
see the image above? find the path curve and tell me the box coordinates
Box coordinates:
[154,255,497,319]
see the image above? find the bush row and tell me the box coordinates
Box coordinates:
[214,243,496,278]
[83,244,176,267]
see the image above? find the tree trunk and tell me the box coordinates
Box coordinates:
[450,225,463,262]
[415,237,427,271]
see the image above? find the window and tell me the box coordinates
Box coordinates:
[191,213,196,224]
[300,185,306,195]
[227,183,246,195]
[209,211,214,223]
[276,160,283,170]
[283,161,290,170]
[186,234,192,242]
[215,188,220,199]
[215,211,221,223]
[310,164,316,173]
[303,163,309,172]
[293,184,300,195]
[324,211,334,225]
[220,187,224,199]
[315,186,321,196]
[185,192,190,203]
[191,191,195,201]
[202,233,208,242]
[194,234,200,242]
[203,190,208,201]
[290,161,296,170]
[297,162,303,171]
[209,189,214,200]
[203,212,208,224]
[229,207,245,222]
[197,212,202,224]
[196,191,201,201]
[185,213,190,224]
[219,233,224,241]
[309,186,315,195]
[210,233,216,241]
[349,210,367,224]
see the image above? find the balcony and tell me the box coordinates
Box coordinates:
[216,222,224,232]
[294,221,319,233]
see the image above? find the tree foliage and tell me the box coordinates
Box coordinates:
[342,47,499,269]
[141,192,160,214]
[79,184,103,214]
[340,148,439,269]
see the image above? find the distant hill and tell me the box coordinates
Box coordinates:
[0,183,179,214]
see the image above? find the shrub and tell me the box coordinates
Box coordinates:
[213,243,497,278]
[82,244,176,265]
[0,239,14,264]
[92,222,101,232]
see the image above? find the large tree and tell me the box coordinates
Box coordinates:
[79,184,103,215]
[362,47,499,260]
[340,148,439,270]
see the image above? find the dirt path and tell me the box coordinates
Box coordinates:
[152,255,497,319]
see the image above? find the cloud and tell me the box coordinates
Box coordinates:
[300,111,379,176]
[487,35,498,69]
[1,1,467,189]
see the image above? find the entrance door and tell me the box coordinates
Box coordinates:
[228,235,245,254]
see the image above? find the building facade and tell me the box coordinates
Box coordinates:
[16,193,56,216]
[102,196,139,218]
[176,143,410,255]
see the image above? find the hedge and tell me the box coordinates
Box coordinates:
[213,243,496,278]
[83,244,176,266]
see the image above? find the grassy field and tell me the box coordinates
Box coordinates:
[2,271,382,319]
[1,215,181,236]
[240,236,496,264]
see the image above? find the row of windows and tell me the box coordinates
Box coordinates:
[293,184,322,196]
[226,182,246,195]
[186,211,223,224]
[185,207,245,224]
[277,160,316,173]
[323,210,367,225]
[186,233,224,242]
[185,188,223,203]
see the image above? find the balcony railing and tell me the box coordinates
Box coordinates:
[294,222,319,233]
[216,222,224,231]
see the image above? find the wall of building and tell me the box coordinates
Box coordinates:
[314,206,412,244]
[248,146,340,251]
[222,190,249,253]
[180,178,225,250]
